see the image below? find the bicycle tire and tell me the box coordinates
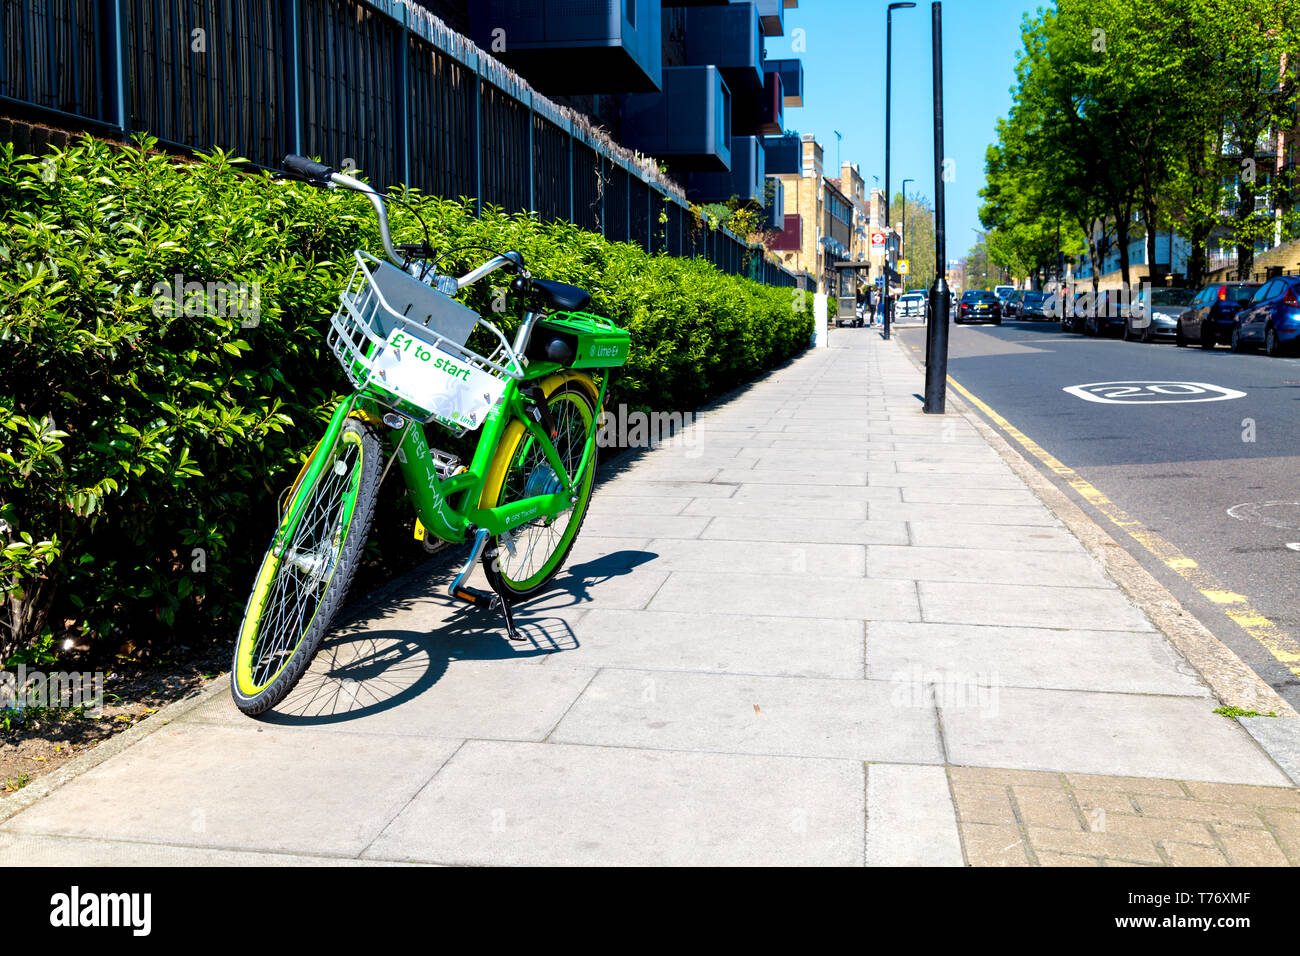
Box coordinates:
[231,417,382,715]
[479,378,599,600]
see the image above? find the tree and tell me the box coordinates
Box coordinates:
[894,190,937,291]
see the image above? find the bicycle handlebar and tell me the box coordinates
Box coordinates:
[279,155,527,287]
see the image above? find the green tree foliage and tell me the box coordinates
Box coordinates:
[894,191,938,291]
[982,0,1300,287]
[0,136,813,660]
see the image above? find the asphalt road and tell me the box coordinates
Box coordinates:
[897,318,1300,710]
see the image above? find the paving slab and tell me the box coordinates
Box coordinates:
[701,516,909,545]
[869,501,1061,527]
[866,764,965,866]
[908,521,1086,553]
[682,495,869,520]
[183,661,595,740]
[568,535,866,577]
[648,570,921,621]
[866,544,1109,588]
[919,581,1154,631]
[2,723,461,856]
[866,622,1209,696]
[363,741,865,865]
[941,687,1292,785]
[551,669,942,763]
[539,608,864,678]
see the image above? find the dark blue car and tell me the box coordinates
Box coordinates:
[1176,282,1260,348]
[1231,275,1300,356]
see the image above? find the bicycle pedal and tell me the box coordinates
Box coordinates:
[429,447,464,481]
[450,585,496,609]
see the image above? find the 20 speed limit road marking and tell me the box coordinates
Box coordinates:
[947,375,1300,676]
[1063,381,1248,404]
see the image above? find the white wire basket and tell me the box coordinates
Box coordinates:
[327,251,523,434]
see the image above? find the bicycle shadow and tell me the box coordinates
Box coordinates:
[255,549,657,725]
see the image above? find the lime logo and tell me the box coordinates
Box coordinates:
[589,344,597,357]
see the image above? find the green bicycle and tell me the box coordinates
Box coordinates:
[231,155,629,715]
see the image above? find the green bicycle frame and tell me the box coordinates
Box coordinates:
[275,363,608,552]
[395,365,608,543]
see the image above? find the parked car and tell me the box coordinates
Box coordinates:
[898,291,926,319]
[993,285,1016,315]
[1231,275,1300,356]
[1003,290,1025,318]
[1127,287,1195,343]
[956,290,1002,324]
[1083,288,1128,337]
[1017,290,1051,320]
[1176,282,1261,349]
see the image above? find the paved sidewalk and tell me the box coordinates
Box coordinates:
[4,329,1299,866]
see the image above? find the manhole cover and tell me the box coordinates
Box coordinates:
[1227,501,1300,531]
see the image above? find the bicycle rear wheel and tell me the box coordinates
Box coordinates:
[479,377,598,599]
[231,418,381,715]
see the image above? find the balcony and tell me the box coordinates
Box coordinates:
[468,0,662,94]
[762,134,801,174]
[734,70,782,135]
[685,135,765,204]
[681,2,764,91]
[622,66,733,172]
[754,0,785,35]
[763,58,803,107]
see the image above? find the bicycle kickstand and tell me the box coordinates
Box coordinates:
[448,531,526,642]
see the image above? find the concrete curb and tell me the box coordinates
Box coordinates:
[889,335,1297,720]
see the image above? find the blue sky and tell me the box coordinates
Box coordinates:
[766,0,1045,259]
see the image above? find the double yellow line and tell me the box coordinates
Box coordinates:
[946,375,1300,675]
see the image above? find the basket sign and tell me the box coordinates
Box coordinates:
[372,329,507,430]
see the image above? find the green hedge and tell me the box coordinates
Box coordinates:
[0,135,812,659]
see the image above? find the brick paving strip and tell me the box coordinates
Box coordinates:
[951,767,1300,866]
[2,329,1298,866]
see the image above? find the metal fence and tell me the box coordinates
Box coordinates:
[0,0,802,288]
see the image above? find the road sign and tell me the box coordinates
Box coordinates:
[898,259,910,276]
[870,231,886,247]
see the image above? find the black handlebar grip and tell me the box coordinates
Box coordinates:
[503,250,526,272]
[282,154,334,183]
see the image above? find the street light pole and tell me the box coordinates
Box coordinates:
[924,1,949,415]
[884,1,916,341]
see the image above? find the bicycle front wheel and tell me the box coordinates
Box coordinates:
[479,377,599,599]
[231,417,382,715]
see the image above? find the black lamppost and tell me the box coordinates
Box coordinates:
[924,1,949,414]
[883,1,915,340]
